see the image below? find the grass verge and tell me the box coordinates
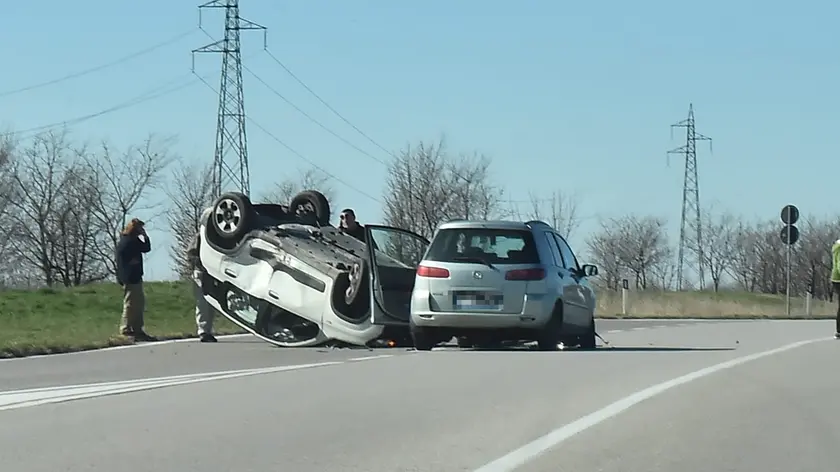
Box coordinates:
[596,289,836,319]
[0,281,245,359]
[1,282,835,359]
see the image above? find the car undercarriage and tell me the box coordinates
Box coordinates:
[198,189,419,348]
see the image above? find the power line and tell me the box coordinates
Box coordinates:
[236,66,551,205]
[0,29,196,99]
[261,48,481,187]
[1,48,259,141]
[244,66,390,168]
[193,73,381,203]
[667,103,712,291]
[263,48,396,160]
[247,50,556,205]
[1,74,201,139]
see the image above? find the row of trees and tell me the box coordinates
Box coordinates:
[1,130,837,302]
[0,129,173,288]
[586,211,840,299]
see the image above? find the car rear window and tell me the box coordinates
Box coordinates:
[424,228,540,264]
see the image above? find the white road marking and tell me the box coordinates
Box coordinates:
[631,327,647,331]
[0,333,255,362]
[472,336,830,472]
[0,360,351,412]
[348,354,394,362]
[605,330,622,334]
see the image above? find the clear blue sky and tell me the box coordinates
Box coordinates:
[1,0,837,281]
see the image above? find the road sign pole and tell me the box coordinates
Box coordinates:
[806,291,812,317]
[621,278,629,316]
[779,204,799,317]
[786,234,791,317]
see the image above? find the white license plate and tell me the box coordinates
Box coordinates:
[453,292,503,310]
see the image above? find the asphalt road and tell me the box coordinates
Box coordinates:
[0,318,837,472]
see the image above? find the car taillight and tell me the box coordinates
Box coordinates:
[505,268,545,281]
[417,265,450,278]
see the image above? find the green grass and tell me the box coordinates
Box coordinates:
[595,288,836,319]
[0,281,245,359]
[1,281,835,359]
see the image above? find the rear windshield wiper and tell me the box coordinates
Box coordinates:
[452,256,497,270]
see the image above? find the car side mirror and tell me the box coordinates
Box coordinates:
[581,264,598,277]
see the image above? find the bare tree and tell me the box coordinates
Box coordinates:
[722,213,840,299]
[81,134,174,277]
[3,130,106,286]
[728,220,761,291]
[53,163,112,286]
[0,134,25,288]
[260,166,337,208]
[586,215,672,290]
[754,220,787,294]
[649,260,678,291]
[382,138,505,239]
[0,134,14,248]
[511,190,581,239]
[796,215,840,297]
[687,209,736,292]
[165,160,215,280]
[0,135,12,215]
[617,215,673,289]
[585,218,624,290]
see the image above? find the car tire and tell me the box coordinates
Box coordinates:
[289,190,330,226]
[578,316,597,349]
[410,319,434,351]
[536,303,563,351]
[209,192,256,245]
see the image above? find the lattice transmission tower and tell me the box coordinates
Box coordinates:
[667,103,712,291]
[192,0,266,197]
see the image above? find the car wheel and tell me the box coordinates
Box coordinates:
[412,330,434,351]
[410,320,434,351]
[289,190,330,226]
[578,316,597,349]
[536,303,563,351]
[209,192,256,244]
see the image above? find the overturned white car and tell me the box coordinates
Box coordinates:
[197,190,430,347]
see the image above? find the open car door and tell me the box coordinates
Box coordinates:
[364,224,430,325]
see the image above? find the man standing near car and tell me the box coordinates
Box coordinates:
[339,208,366,243]
[115,218,156,341]
[187,229,217,342]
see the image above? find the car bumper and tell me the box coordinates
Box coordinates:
[409,293,553,329]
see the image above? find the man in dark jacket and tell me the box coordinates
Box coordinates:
[339,208,366,242]
[186,228,217,342]
[115,218,156,341]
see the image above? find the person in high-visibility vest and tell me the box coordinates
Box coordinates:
[832,238,840,339]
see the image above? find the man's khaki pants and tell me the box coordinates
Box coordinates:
[120,282,145,333]
[193,270,215,336]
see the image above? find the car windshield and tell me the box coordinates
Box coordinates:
[424,228,539,265]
